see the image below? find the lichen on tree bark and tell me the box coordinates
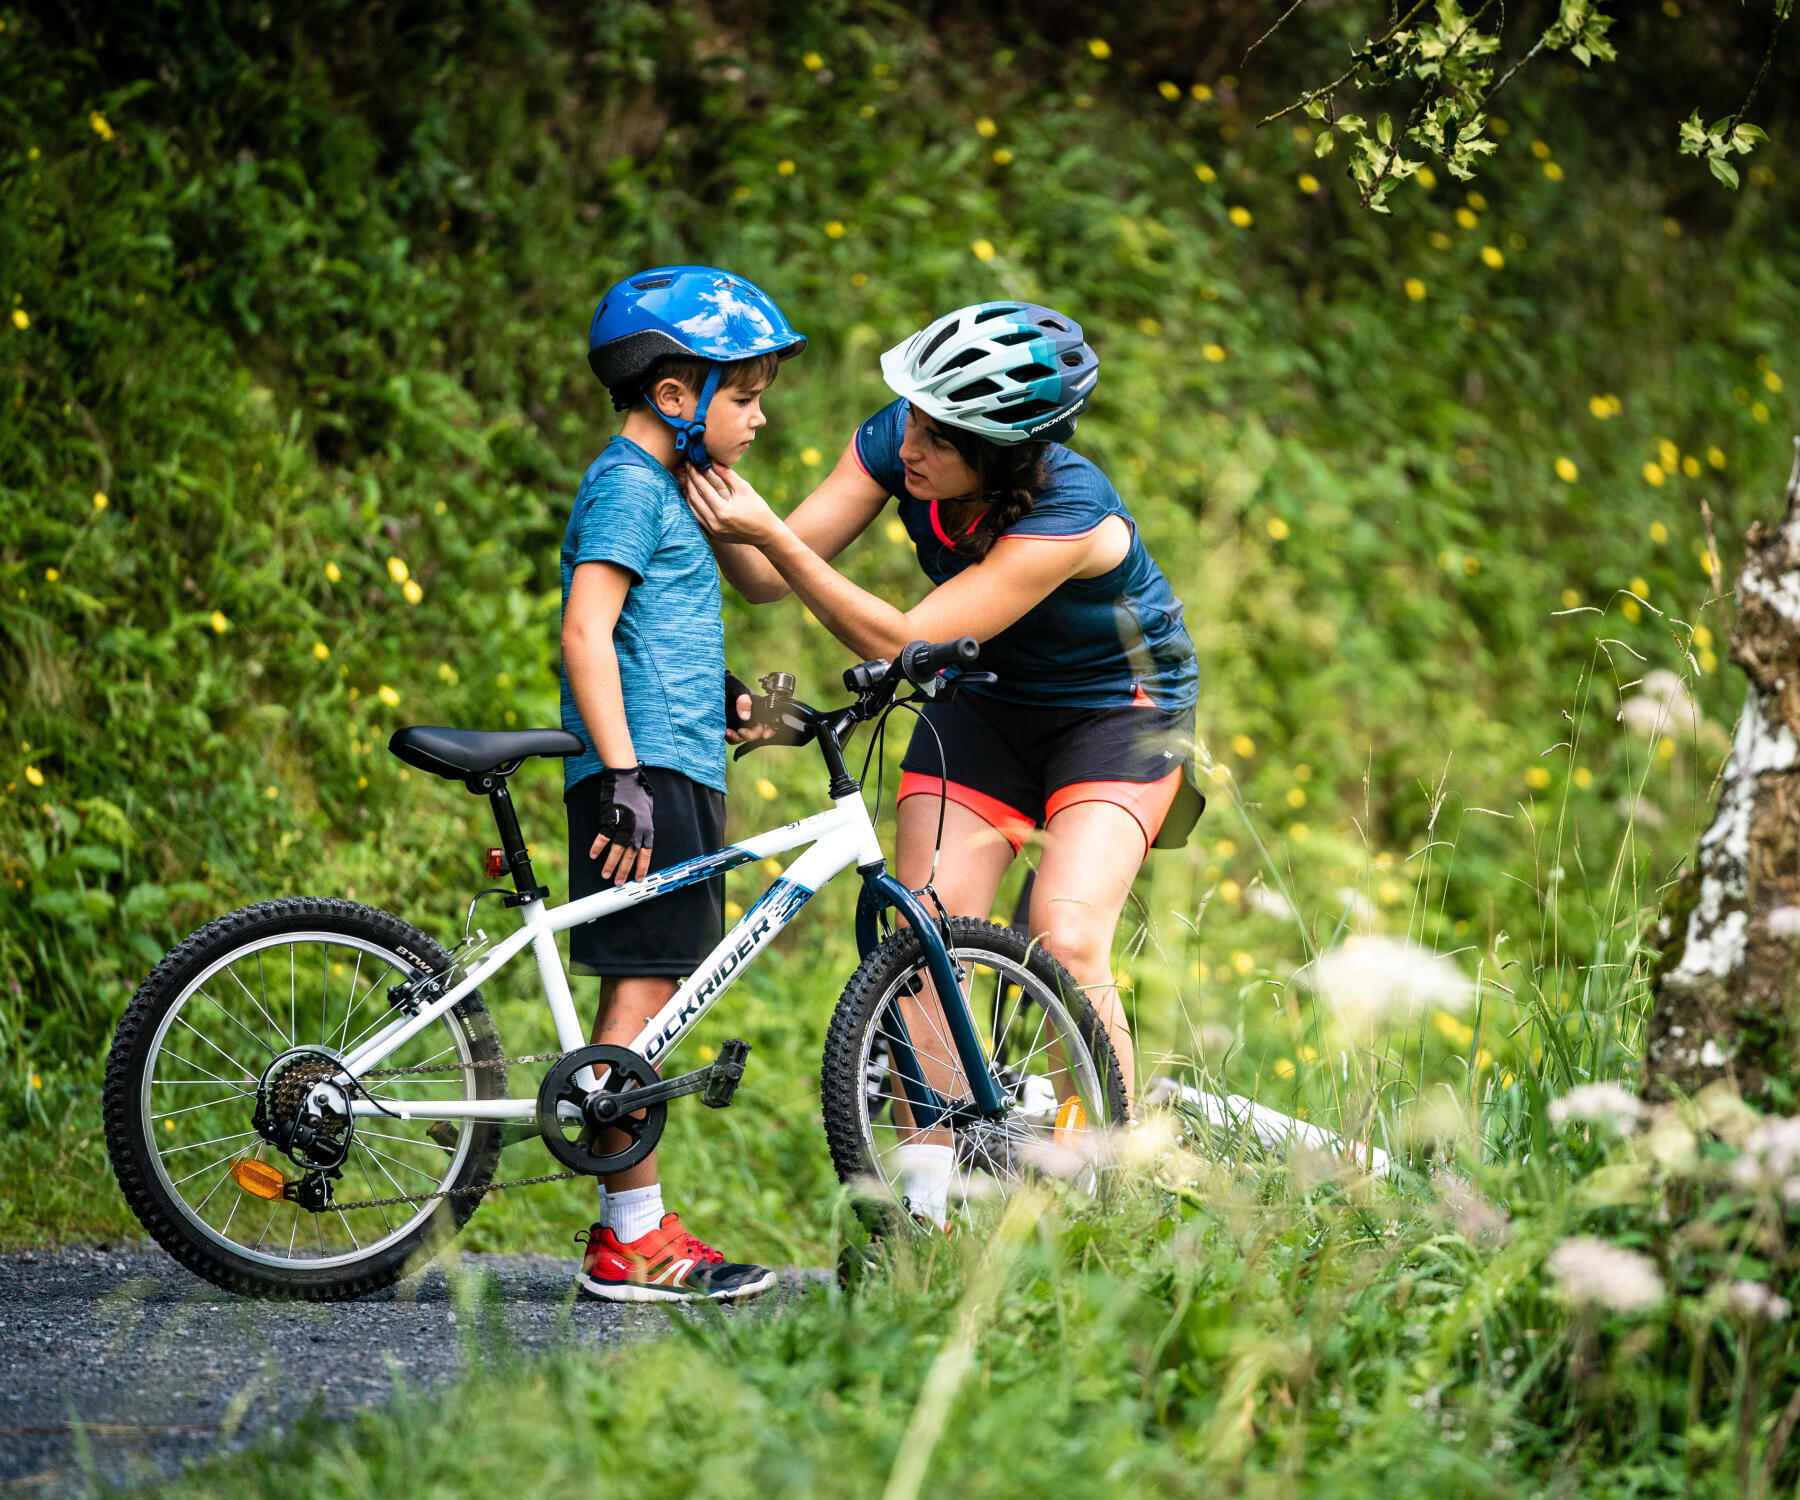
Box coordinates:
[1645,438,1800,1108]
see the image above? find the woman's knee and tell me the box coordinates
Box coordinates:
[1034,905,1115,977]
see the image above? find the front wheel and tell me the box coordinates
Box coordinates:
[821,917,1128,1231]
[104,897,507,1300]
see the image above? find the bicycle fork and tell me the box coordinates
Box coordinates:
[856,868,1007,1129]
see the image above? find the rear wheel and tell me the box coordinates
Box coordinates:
[821,917,1127,1232]
[104,897,506,1300]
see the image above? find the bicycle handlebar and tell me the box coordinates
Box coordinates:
[898,635,980,685]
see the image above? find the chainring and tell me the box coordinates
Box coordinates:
[535,1043,665,1176]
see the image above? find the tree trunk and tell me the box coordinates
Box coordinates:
[1644,438,1800,1108]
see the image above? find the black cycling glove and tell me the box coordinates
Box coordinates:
[593,767,655,857]
[724,670,763,734]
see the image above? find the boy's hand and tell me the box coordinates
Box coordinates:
[682,463,782,547]
[590,767,655,885]
[724,671,774,745]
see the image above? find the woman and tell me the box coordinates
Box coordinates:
[685,301,1200,1207]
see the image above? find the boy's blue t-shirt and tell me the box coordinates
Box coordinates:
[559,436,725,795]
[854,399,1199,711]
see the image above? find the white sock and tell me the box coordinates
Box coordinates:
[602,1183,665,1244]
[894,1142,955,1226]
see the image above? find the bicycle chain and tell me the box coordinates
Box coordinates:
[324,1050,582,1212]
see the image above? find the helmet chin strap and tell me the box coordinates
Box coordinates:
[644,364,723,472]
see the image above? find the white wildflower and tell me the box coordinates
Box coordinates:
[1245,884,1296,921]
[1546,1236,1665,1313]
[1619,670,1698,738]
[1765,906,1800,939]
[1731,1116,1800,1190]
[1295,935,1472,1028]
[1547,1082,1646,1134]
[1727,1280,1793,1323]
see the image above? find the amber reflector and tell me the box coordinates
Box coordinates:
[485,848,507,878]
[229,1158,287,1200]
[1053,1096,1088,1147]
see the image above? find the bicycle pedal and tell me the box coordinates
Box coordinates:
[702,1038,751,1108]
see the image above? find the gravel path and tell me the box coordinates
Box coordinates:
[0,1244,816,1494]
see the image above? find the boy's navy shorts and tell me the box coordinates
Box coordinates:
[565,767,725,978]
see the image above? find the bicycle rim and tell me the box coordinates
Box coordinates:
[139,930,484,1271]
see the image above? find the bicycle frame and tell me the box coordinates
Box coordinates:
[338,788,1003,1128]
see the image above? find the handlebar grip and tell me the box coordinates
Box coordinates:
[898,636,980,686]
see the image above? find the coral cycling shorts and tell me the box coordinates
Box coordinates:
[897,689,1201,853]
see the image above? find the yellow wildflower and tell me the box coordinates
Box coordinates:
[1214,838,1237,857]
[1273,1057,1295,1078]
[1531,140,1552,159]
[1266,516,1290,540]
[93,491,108,511]
[1554,457,1578,482]
[1433,1011,1476,1047]
[725,901,743,923]
[762,857,784,877]
[402,578,423,605]
[1544,162,1565,182]
[1230,734,1255,757]
[1430,231,1452,249]
[1405,277,1427,301]
[1290,822,1310,841]
[1480,245,1505,268]
[1629,575,1650,598]
[1416,167,1437,189]
[44,567,58,582]
[88,111,113,141]
[1766,370,1785,393]
[755,778,778,801]
[1657,438,1679,469]
[387,556,409,583]
[1138,317,1162,336]
[824,220,845,238]
[1525,765,1551,789]
[1157,80,1180,100]
[802,51,823,70]
[1681,454,1701,477]
[1754,401,1771,422]
[1588,394,1612,419]
[1642,462,1666,486]
[1231,950,1254,974]
[24,765,44,788]
[1561,588,1580,608]
[210,610,229,634]
[851,272,870,287]
[971,239,996,262]
[1087,38,1111,59]
[974,116,998,138]
[1228,205,1253,227]
[1658,736,1676,761]
[1455,207,1478,229]
[1694,624,1713,648]
[325,561,341,582]
[992,149,1013,165]
[1202,343,1227,363]
[265,785,278,800]
[1574,767,1593,788]
[800,446,822,466]
[10,309,28,330]
[1297,172,1319,194]
[378,684,400,707]
[1286,786,1306,808]
[1192,84,1213,101]
[1194,163,1217,183]
[777,159,796,176]
[312,642,330,660]
[885,519,907,543]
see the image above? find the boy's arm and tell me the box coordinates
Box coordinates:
[702,439,888,604]
[562,561,653,884]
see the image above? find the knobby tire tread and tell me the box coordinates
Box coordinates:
[103,897,506,1301]
[819,917,1128,1212]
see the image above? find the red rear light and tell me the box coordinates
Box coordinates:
[485,848,508,879]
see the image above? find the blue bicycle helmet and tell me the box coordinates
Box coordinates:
[588,266,806,469]
[881,302,1097,445]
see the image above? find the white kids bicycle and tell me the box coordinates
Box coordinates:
[103,638,1126,1300]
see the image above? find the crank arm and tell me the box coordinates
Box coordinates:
[585,1039,751,1122]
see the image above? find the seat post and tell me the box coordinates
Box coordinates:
[486,781,548,905]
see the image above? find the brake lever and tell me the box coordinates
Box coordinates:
[930,670,998,704]
[732,706,815,758]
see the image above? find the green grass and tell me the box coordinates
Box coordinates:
[6,3,1800,1491]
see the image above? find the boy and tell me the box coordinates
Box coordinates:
[559,266,805,1300]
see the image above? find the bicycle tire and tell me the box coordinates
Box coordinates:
[104,897,506,1300]
[821,916,1128,1231]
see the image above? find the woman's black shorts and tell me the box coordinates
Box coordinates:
[898,690,1201,851]
[565,767,725,978]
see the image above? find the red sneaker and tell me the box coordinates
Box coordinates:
[575,1213,774,1303]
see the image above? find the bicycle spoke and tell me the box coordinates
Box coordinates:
[223,963,291,1051]
[357,1140,444,1183]
[196,987,279,1061]
[167,1136,261,1186]
[172,1015,256,1083]
[152,1096,246,1122]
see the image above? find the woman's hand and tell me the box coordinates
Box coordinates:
[682,463,784,547]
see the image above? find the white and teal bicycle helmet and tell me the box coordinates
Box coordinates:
[880,302,1098,444]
